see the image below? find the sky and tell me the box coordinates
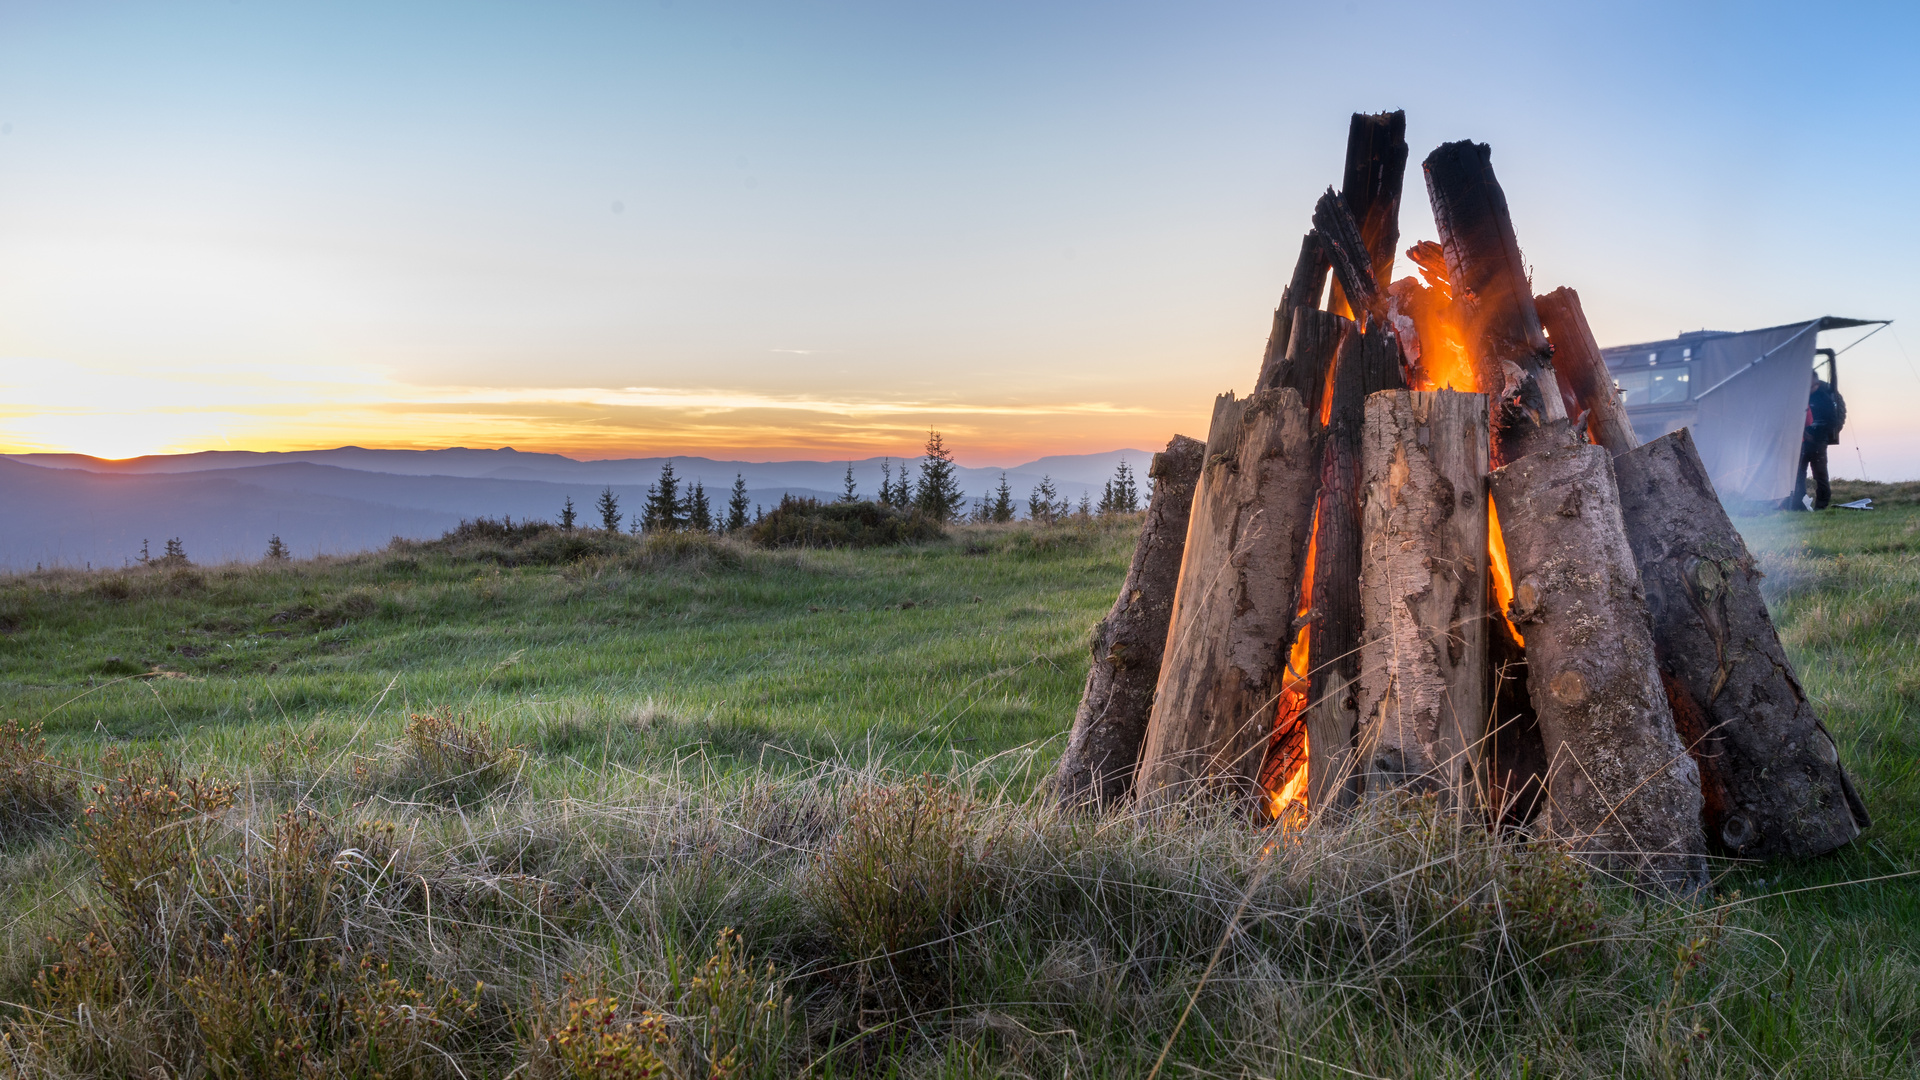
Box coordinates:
[1,1,1917,471]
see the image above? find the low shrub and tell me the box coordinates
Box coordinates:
[0,721,78,840]
[394,708,526,800]
[748,496,943,549]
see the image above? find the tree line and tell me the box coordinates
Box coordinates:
[555,431,1149,535]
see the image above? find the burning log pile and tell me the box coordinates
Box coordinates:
[1056,111,1871,890]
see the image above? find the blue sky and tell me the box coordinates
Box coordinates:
[1,1,1916,471]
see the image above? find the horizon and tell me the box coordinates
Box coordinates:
[2,3,1916,474]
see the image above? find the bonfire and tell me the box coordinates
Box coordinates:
[1054,111,1870,891]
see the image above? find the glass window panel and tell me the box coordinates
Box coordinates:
[1615,370,1651,407]
[1650,364,1690,404]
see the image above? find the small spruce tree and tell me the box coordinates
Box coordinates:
[840,463,859,502]
[164,537,187,561]
[645,461,684,531]
[914,430,965,522]
[138,539,151,564]
[1028,476,1059,526]
[560,496,578,531]
[265,535,289,561]
[686,480,713,532]
[1112,459,1139,513]
[726,474,751,532]
[1076,492,1092,519]
[596,487,622,532]
[989,473,1016,523]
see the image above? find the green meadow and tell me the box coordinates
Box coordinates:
[0,496,1915,1078]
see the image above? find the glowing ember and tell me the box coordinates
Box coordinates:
[1267,741,1310,818]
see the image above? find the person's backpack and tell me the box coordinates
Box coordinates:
[1827,388,1847,445]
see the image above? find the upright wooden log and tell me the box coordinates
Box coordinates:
[1341,110,1409,295]
[1056,434,1208,808]
[1353,390,1489,801]
[1535,287,1637,455]
[1302,321,1406,809]
[1612,429,1870,856]
[1422,142,1567,464]
[1135,389,1319,807]
[1490,440,1709,890]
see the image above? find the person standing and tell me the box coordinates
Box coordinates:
[1785,371,1846,511]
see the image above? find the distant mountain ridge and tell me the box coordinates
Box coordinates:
[0,445,1161,570]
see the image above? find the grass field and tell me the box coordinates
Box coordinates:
[0,497,1916,1077]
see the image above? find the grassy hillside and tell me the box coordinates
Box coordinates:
[0,506,1915,1077]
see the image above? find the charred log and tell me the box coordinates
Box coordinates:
[1422,141,1567,463]
[1260,232,1332,392]
[1056,434,1208,808]
[1135,389,1319,807]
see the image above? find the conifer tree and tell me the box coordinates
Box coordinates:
[913,430,964,522]
[1028,476,1059,526]
[560,496,578,532]
[596,486,622,532]
[990,473,1016,523]
[644,461,683,531]
[841,463,859,502]
[138,539,151,564]
[687,480,713,532]
[1112,459,1139,513]
[265,535,289,560]
[1077,492,1092,519]
[726,474,751,532]
[879,460,892,506]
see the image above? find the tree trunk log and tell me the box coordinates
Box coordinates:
[1535,287,1637,456]
[1056,434,1208,808]
[1422,141,1566,464]
[1353,389,1490,802]
[1271,307,1349,425]
[1612,428,1870,856]
[1135,389,1319,807]
[1490,437,1709,890]
[1342,110,1409,296]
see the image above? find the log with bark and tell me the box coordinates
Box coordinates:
[1534,287,1638,455]
[1352,389,1489,802]
[1538,286,1870,856]
[1134,389,1319,807]
[1490,439,1709,890]
[1055,434,1208,808]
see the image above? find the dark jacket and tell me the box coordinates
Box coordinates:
[1808,383,1847,445]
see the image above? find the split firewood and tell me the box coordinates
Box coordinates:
[1538,286,1870,856]
[1135,389,1319,807]
[1267,306,1348,421]
[1313,189,1383,324]
[1259,232,1331,392]
[1056,434,1208,808]
[1422,141,1567,464]
[1352,389,1489,802]
[1490,440,1709,891]
[1302,321,1407,809]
